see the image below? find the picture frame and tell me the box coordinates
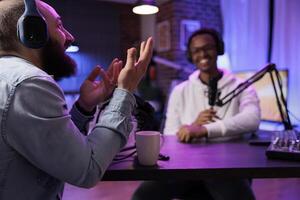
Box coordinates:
[180,19,201,51]
[156,20,171,52]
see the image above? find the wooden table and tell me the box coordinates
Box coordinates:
[103,135,300,181]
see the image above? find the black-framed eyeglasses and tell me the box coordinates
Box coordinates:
[190,44,216,54]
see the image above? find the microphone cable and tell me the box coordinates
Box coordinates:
[113,135,170,162]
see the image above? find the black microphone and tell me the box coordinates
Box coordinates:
[208,76,219,107]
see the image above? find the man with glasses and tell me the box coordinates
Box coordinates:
[164,28,260,143]
[132,28,260,200]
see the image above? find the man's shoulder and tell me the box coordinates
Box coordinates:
[171,79,191,93]
[0,56,50,86]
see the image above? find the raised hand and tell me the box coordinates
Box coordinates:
[193,108,220,125]
[118,37,153,92]
[77,59,122,112]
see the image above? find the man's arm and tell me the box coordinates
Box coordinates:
[5,37,153,188]
[5,77,134,188]
[204,86,261,138]
[69,58,123,135]
[69,102,95,135]
[176,86,260,143]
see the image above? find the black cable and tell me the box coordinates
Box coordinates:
[113,150,170,162]
[94,94,170,162]
[113,137,170,162]
[120,145,136,152]
[113,150,137,161]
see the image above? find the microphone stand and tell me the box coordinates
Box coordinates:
[216,63,293,130]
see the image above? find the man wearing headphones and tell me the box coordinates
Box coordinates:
[132,29,260,199]
[164,28,260,143]
[0,0,153,199]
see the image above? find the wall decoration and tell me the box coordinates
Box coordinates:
[156,20,171,52]
[180,19,201,51]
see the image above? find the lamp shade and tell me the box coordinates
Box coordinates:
[132,0,159,15]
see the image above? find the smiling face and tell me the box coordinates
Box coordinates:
[189,33,218,75]
[38,1,74,50]
[37,1,77,80]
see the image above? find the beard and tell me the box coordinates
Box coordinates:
[41,38,77,81]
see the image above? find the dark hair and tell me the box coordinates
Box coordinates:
[186,28,224,62]
[0,0,25,52]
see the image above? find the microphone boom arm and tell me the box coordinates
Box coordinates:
[217,63,292,130]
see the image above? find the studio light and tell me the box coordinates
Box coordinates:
[132,0,159,15]
[66,42,79,53]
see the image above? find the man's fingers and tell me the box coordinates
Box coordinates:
[87,66,101,81]
[177,128,190,143]
[140,41,146,57]
[125,48,137,69]
[118,61,123,72]
[202,113,213,118]
[107,58,119,77]
[144,37,153,62]
[139,37,153,62]
[184,133,190,143]
[197,118,209,124]
[203,109,216,115]
[112,61,123,84]
[98,67,111,87]
[177,131,184,142]
[144,37,153,54]
[210,110,217,115]
[180,134,185,142]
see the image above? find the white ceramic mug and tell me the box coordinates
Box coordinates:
[135,131,161,166]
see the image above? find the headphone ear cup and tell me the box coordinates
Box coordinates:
[17,15,48,49]
[217,39,225,55]
[17,0,48,49]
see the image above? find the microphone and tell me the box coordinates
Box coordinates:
[208,76,219,107]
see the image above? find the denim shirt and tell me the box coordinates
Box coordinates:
[0,56,135,200]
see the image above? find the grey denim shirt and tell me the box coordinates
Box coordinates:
[0,56,135,200]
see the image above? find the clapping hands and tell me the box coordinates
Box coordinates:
[78,58,122,112]
[77,37,153,112]
[117,37,153,92]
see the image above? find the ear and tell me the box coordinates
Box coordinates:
[186,50,193,63]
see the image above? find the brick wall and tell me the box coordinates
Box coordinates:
[118,4,141,61]
[44,0,140,92]
[155,0,223,99]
